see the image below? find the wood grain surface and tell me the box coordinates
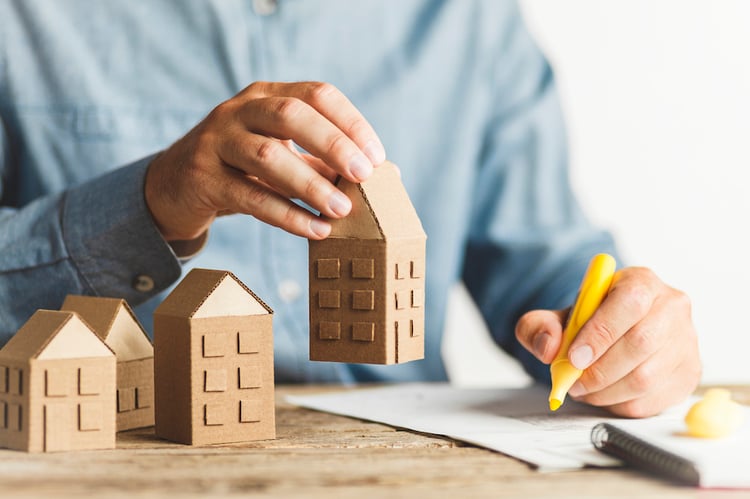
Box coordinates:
[0,384,748,498]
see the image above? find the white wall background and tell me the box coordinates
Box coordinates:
[443,1,750,386]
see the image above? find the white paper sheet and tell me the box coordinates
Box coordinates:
[286,383,684,472]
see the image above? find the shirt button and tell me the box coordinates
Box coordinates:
[133,274,155,293]
[278,279,301,303]
[252,0,277,16]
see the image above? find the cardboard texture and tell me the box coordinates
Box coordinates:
[153,269,275,446]
[309,161,427,364]
[61,296,155,431]
[0,310,116,452]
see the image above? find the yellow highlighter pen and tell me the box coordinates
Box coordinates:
[549,253,616,411]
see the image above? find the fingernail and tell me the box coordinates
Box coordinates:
[568,382,585,398]
[349,152,372,181]
[363,139,386,165]
[309,218,331,238]
[533,332,550,360]
[328,191,351,217]
[569,345,593,370]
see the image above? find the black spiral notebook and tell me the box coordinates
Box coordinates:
[591,417,750,488]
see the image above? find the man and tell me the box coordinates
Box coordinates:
[0,0,700,417]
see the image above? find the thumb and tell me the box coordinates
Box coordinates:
[515,309,569,364]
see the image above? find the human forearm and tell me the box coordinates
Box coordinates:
[0,156,182,344]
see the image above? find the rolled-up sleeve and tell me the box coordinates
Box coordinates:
[462,7,618,383]
[0,156,182,344]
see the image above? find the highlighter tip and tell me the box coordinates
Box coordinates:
[549,399,562,411]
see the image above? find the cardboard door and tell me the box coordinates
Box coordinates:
[44,403,72,452]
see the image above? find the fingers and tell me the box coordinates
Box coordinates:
[244,81,386,167]
[215,168,332,240]
[584,355,700,418]
[515,309,568,364]
[567,268,658,370]
[217,129,351,219]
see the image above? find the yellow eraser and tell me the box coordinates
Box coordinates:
[685,388,744,438]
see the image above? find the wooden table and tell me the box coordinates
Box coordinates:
[0,385,748,498]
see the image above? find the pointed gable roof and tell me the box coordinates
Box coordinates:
[61,295,153,362]
[0,310,114,361]
[328,161,426,240]
[154,268,273,319]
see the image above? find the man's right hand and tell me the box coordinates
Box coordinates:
[144,81,386,242]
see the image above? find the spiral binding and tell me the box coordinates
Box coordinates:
[591,423,700,486]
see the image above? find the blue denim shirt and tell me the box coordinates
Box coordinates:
[0,0,616,383]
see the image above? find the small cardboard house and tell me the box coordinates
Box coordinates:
[153,269,275,446]
[309,161,427,364]
[0,310,116,452]
[61,295,154,431]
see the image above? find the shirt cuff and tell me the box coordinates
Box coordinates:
[62,154,183,303]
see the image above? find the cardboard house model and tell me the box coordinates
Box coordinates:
[61,295,154,432]
[0,310,116,452]
[153,268,275,446]
[309,161,427,364]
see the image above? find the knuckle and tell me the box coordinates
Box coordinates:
[583,362,608,390]
[671,288,692,313]
[301,174,328,201]
[588,319,618,348]
[209,99,236,122]
[279,203,303,230]
[628,363,653,395]
[272,97,305,122]
[626,326,655,355]
[343,117,369,138]
[324,133,350,159]
[245,182,273,209]
[255,140,281,164]
[307,81,338,104]
[623,282,652,317]
[246,81,267,96]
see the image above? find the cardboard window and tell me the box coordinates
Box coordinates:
[319,322,341,340]
[204,403,225,426]
[410,259,424,279]
[135,385,153,409]
[79,366,101,395]
[352,290,375,311]
[316,258,340,279]
[45,368,69,398]
[9,368,22,396]
[118,388,136,413]
[0,400,6,429]
[240,399,262,423]
[203,333,227,358]
[204,369,227,392]
[238,330,261,354]
[351,258,374,279]
[0,366,7,394]
[395,291,408,310]
[8,403,21,431]
[238,365,262,389]
[410,319,421,337]
[352,323,375,342]
[411,288,424,308]
[79,402,102,431]
[318,290,341,309]
[395,262,407,280]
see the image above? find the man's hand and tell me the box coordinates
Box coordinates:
[145,81,386,242]
[516,267,702,417]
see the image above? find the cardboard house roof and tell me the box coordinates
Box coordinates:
[328,161,427,240]
[0,310,114,361]
[61,295,153,362]
[154,269,273,319]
